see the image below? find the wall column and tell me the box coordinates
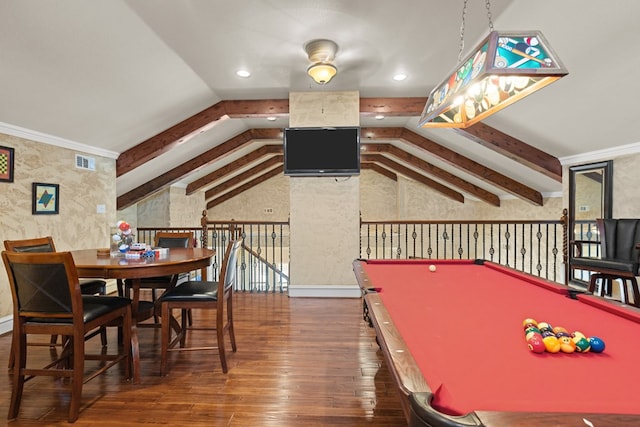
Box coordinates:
[288,91,361,297]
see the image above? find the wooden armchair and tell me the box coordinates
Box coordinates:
[571,218,640,306]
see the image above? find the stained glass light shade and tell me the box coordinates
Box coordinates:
[419,31,568,128]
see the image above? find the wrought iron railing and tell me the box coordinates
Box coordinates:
[359,219,566,283]
[136,210,570,291]
[137,213,290,293]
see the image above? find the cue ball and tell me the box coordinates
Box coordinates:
[429,265,436,272]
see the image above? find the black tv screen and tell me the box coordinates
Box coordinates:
[283,127,361,176]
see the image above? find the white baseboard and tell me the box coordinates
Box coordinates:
[287,285,361,298]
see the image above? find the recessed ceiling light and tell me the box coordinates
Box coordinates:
[375,115,385,120]
[393,73,407,81]
[267,116,277,121]
[236,69,251,78]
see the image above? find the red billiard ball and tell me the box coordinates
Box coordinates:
[527,335,546,354]
[589,336,606,353]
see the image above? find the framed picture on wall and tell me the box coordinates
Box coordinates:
[32,182,59,215]
[0,146,14,182]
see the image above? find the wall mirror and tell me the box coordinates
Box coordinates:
[568,160,613,283]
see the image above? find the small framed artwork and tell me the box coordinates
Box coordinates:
[0,146,15,182]
[32,182,59,215]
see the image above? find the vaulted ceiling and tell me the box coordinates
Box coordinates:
[2,1,639,211]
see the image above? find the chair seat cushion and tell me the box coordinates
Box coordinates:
[158,281,218,302]
[26,295,132,324]
[572,257,639,274]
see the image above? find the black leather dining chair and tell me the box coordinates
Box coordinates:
[158,238,241,375]
[2,250,134,422]
[3,236,109,369]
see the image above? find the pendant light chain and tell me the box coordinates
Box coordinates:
[485,0,494,32]
[457,0,468,63]
[458,0,495,63]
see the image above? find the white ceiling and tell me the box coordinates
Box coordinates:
[2,0,639,203]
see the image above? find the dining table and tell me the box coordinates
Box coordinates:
[70,247,215,383]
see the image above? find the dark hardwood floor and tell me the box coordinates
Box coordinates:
[0,292,407,426]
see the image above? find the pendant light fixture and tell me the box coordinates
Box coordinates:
[419,0,568,128]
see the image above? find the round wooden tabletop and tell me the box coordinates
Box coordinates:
[71,247,215,280]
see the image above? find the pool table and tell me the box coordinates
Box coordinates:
[353,259,640,427]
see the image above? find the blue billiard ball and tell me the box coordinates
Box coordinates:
[589,336,606,353]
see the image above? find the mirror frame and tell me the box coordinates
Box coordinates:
[568,160,613,284]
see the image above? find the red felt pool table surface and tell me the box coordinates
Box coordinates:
[355,259,640,426]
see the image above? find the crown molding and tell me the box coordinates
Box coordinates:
[559,142,640,166]
[0,121,119,159]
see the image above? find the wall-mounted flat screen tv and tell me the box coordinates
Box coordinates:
[283,126,361,176]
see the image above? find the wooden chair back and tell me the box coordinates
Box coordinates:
[2,251,80,320]
[4,236,56,252]
[154,231,194,248]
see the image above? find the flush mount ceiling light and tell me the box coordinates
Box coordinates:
[304,39,338,85]
[419,0,567,128]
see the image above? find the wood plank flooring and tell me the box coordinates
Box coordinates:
[0,293,407,426]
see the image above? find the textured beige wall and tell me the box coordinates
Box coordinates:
[290,176,360,288]
[388,174,563,221]
[206,174,290,221]
[136,188,170,227]
[613,153,640,218]
[0,133,116,318]
[359,169,399,219]
[168,186,205,227]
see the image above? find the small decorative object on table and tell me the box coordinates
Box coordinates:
[111,220,134,254]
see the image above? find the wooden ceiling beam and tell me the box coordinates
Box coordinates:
[453,122,562,182]
[206,167,282,210]
[204,156,283,200]
[116,100,286,176]
[116,102,227,177]
[361,162,398,181]
[397,128,544,206]
[359,97,427,116]
[116,129,274,210]
[361,154,464,203]
[186,144,283,195]
[362,143,500,207]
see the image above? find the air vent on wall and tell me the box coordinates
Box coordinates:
[75,154,95,171]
